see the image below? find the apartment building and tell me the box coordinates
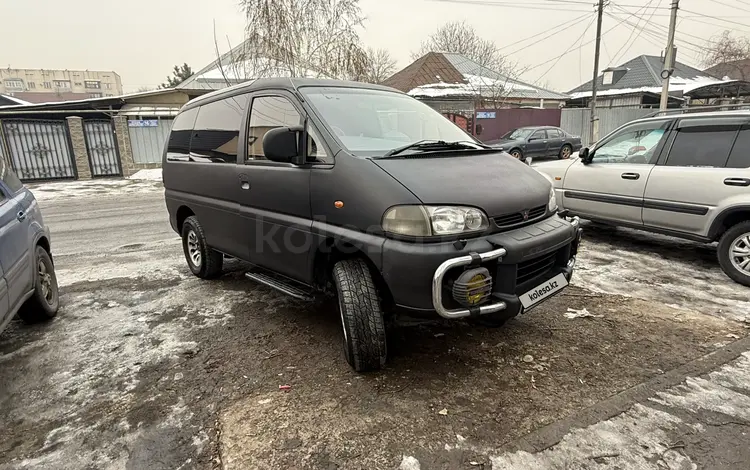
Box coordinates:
[0,68,123,103]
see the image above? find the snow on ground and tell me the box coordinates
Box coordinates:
[573,223,750,322]
[27,177,163,201]
[128,168,163,181]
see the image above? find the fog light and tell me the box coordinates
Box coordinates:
[452,267,493,307]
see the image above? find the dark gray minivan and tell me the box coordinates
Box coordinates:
[163,78,582,371]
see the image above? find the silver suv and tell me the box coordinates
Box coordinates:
[535,111,750,286]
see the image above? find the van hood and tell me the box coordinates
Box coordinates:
[372,152,552,218]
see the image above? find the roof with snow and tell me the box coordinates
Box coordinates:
[383,52,569,101]
[177,39,329,91]
[0,94,31,106]
[568,55,723,98]
[704,58,750,82]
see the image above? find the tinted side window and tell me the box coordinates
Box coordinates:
[666,122,739,168]
[166,107,199,161]
[191,94,251,164]
[727,127,750,168]
[248,96,302,161]
[0,158,23,193]
[549,129,561,138]
[530,130,546,140]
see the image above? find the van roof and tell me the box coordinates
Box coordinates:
[183,78,401,110]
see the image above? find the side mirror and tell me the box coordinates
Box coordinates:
[527,137,538,142]
[580,147,591,165]
[263,126,303,163]
[524,157,533,166]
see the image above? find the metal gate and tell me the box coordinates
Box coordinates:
[1,119,76,181]
[83,120,121,177]
[128,118,173,164]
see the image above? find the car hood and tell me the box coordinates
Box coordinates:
[534,157,578,180]
[372,152,552,218]
[489,138,521,148]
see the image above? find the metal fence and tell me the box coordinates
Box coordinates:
[83,120,121,177]
[1,119,76,181]
[128,118,173,164]
[560,108,653,147]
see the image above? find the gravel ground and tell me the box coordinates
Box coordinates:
[0,179,748,469]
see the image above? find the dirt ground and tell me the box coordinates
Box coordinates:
[0,182,749,470]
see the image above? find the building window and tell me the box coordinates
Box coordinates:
[4,79,24,90]
[85,80,101,89]
[43,82,52,89]
[74,82,82,86]
[89,92,103,98]
[53,80,71,89]
[28,82,36,89]
[105,83,112,90]
[602,70,614,85]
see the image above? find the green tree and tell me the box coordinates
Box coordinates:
[161,63,194,88]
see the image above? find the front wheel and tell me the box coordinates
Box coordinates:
[332,258,387,372]
[509,148,523,159]
[558,144,572,160]
[718,221,750,287]
[18,246,59,323]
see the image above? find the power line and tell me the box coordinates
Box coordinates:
[610,0,661,65]
[535,13,598,83]
[424,0,594,11]
[498,12,592,52]
[708,0,750,14]
[681,8,750,29]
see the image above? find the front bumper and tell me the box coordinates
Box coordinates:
[381,213,582,319]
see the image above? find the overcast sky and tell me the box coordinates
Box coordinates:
[2,0,749,93]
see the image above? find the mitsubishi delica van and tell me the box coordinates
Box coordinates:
[163,78,582,372]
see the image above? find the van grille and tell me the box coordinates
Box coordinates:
[517,250,557,286]
[493,205,547,229]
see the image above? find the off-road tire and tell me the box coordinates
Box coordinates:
[558,144,572,160]
[18,246,59,323]
[182,216,223,279]
[333,258,387,372]
[718,221,750,287]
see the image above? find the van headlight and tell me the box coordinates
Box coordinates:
[382,205,489,236]
[548,187,558,212]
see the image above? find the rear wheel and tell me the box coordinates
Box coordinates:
[18,246,59,323]
[718,221,750,287]
[509,148,523,159]
[333,258,387,372]
[181,216,223,279]
[558,144,572,160]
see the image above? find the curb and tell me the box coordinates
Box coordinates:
[502,335,750,454]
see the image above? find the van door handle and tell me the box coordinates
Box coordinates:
[240,181,250,190]
[724,177,750,187]
[17,211,26,221]
[621,172,640,180]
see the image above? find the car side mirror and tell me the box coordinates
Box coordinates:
[527,137,538,142]
[580,147,592,165]
[263,126,303,163]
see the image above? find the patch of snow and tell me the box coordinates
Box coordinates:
[28,178,163,201]
[569,77,727,100]
[128,168,163,181]
[399,455,421,470]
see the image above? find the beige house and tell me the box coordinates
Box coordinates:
[0,68,123,103]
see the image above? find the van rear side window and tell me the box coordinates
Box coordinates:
[166,107,198,161]
[191,94,251,164]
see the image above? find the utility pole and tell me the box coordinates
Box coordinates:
[589,0,605,145]
[660,0,679,111]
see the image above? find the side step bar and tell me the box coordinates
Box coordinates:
[244,272,314,301]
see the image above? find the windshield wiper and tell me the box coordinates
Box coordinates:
[381,140,490,157]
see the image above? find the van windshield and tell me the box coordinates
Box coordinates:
[300,87,478,157]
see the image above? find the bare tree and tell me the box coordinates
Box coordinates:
[702,30,750,80]
[238,0,369,80]
[412,21,510,74]
[361,48,398,84]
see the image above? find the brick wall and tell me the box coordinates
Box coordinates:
[65,117,91,179]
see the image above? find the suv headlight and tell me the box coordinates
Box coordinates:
[382,205,490,237]
[548,186,558,212]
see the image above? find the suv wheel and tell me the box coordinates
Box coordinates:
[332,258,387,372]
[18,245,59,323]
[181,216,223,279]
[718,221,750,287]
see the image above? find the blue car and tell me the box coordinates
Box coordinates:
[0,157,58,334]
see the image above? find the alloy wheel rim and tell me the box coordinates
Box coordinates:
[187,230,201,267]
[730,233,750,274]
[562,147,571,158]
[39,260,53,303]
[511,151,521,159]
